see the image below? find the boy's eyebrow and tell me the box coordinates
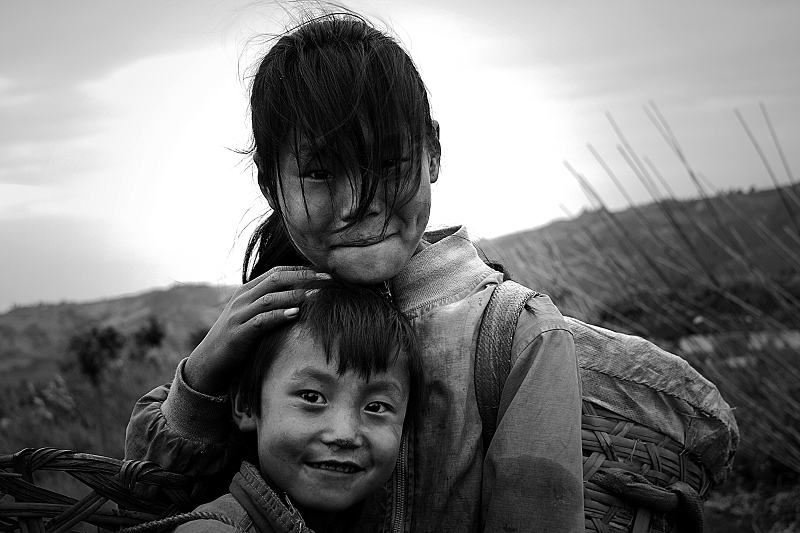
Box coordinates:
[362,376,406,398]
[289,366,407,398]
[288,366,338,385]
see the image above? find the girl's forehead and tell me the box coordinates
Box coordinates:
[283,128,416,159]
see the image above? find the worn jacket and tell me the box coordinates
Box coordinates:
[126,226,585,533]
[173,461,314,533]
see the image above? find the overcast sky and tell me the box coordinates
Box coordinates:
[2,0,799,311]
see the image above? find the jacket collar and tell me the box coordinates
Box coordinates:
[230,462,311,533]
[392,226,496,316]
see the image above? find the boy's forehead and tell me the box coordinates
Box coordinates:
[277,328,409,385]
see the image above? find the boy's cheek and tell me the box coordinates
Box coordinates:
[374,426,404,471]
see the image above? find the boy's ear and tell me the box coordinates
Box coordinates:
[231,389,258,432]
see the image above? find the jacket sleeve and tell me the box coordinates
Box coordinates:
[480,294,585,533]
[125,358,245,483]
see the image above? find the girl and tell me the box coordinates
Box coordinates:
[126,10,584,532]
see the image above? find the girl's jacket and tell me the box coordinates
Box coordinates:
[126,225,585,533]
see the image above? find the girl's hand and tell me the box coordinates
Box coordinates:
[184,266,329,396]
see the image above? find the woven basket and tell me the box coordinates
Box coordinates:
[0,448,204,533]
[582,401,711,533]
[3,420,713,533]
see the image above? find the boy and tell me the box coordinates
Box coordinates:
[174,279,422,533]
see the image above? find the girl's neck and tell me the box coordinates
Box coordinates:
[415,238,431,254]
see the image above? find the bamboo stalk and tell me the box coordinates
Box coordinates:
[564,161,678,289]
[760,102,797,187]
[735,108,800,236]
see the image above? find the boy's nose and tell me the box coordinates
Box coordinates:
[321,407,364,448]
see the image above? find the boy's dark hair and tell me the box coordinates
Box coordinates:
[232,278,423,431]
[242,12,440,283]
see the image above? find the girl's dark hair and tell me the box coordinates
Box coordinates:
[232,278,423,430]
[242,11,440,283]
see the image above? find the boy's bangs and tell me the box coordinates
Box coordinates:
[281,32,427,229]
[297,280,417,381]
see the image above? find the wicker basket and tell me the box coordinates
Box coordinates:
[3,419,713,533]
[582,401,710,533]
[0,448,204,533]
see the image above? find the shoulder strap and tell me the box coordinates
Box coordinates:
[475,281,537,455]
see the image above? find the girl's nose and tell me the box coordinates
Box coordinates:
[337,174,385,222]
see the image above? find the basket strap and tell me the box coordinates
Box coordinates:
[118,510,246,533]
[593,468,704,533]
[475,281,536,455]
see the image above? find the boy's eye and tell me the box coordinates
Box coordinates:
[364,401,391,414]
[299,390,326,404]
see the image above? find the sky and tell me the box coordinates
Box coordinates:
[1,0,799,312]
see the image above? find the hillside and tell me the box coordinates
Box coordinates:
[2,184,798,381]
[482,184,800,330]
[0,284,235,385]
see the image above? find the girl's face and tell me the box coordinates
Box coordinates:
[270,145,438,284]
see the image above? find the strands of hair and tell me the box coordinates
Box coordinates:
[241,8,439,282]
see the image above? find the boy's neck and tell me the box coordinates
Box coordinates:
[261,472,336,532]
[290,500,335,532]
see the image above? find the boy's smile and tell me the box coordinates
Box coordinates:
[235,328,409,517]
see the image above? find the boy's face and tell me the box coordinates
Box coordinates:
[236,330,409,513]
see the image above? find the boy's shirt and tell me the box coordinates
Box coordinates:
[174,462,319,533]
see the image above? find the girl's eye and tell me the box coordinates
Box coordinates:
[381,157,409,170]
[364,401,391,414]
[303,170,334,181]
[299,391,326,404]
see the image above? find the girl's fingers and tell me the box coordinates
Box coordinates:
[249,288,307,317]
[245,266,324,290]
[242,268,330,311]
[245,308,301,334]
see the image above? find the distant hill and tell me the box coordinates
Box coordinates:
[3,185,798,384]
[0,284,235,385]
[481,185,800,327]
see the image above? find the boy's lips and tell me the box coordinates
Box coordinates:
[305,460,365,474]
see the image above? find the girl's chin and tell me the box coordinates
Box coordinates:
[322,243,414,284]
[328,264,403,285]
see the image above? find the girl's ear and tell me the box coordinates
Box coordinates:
[429,119,440,184]
[429,153,440,184]
[254,153,277,210]
[232,389,258,432]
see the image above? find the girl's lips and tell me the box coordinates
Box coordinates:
[336,235,390,247]
[306,461,364,473]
